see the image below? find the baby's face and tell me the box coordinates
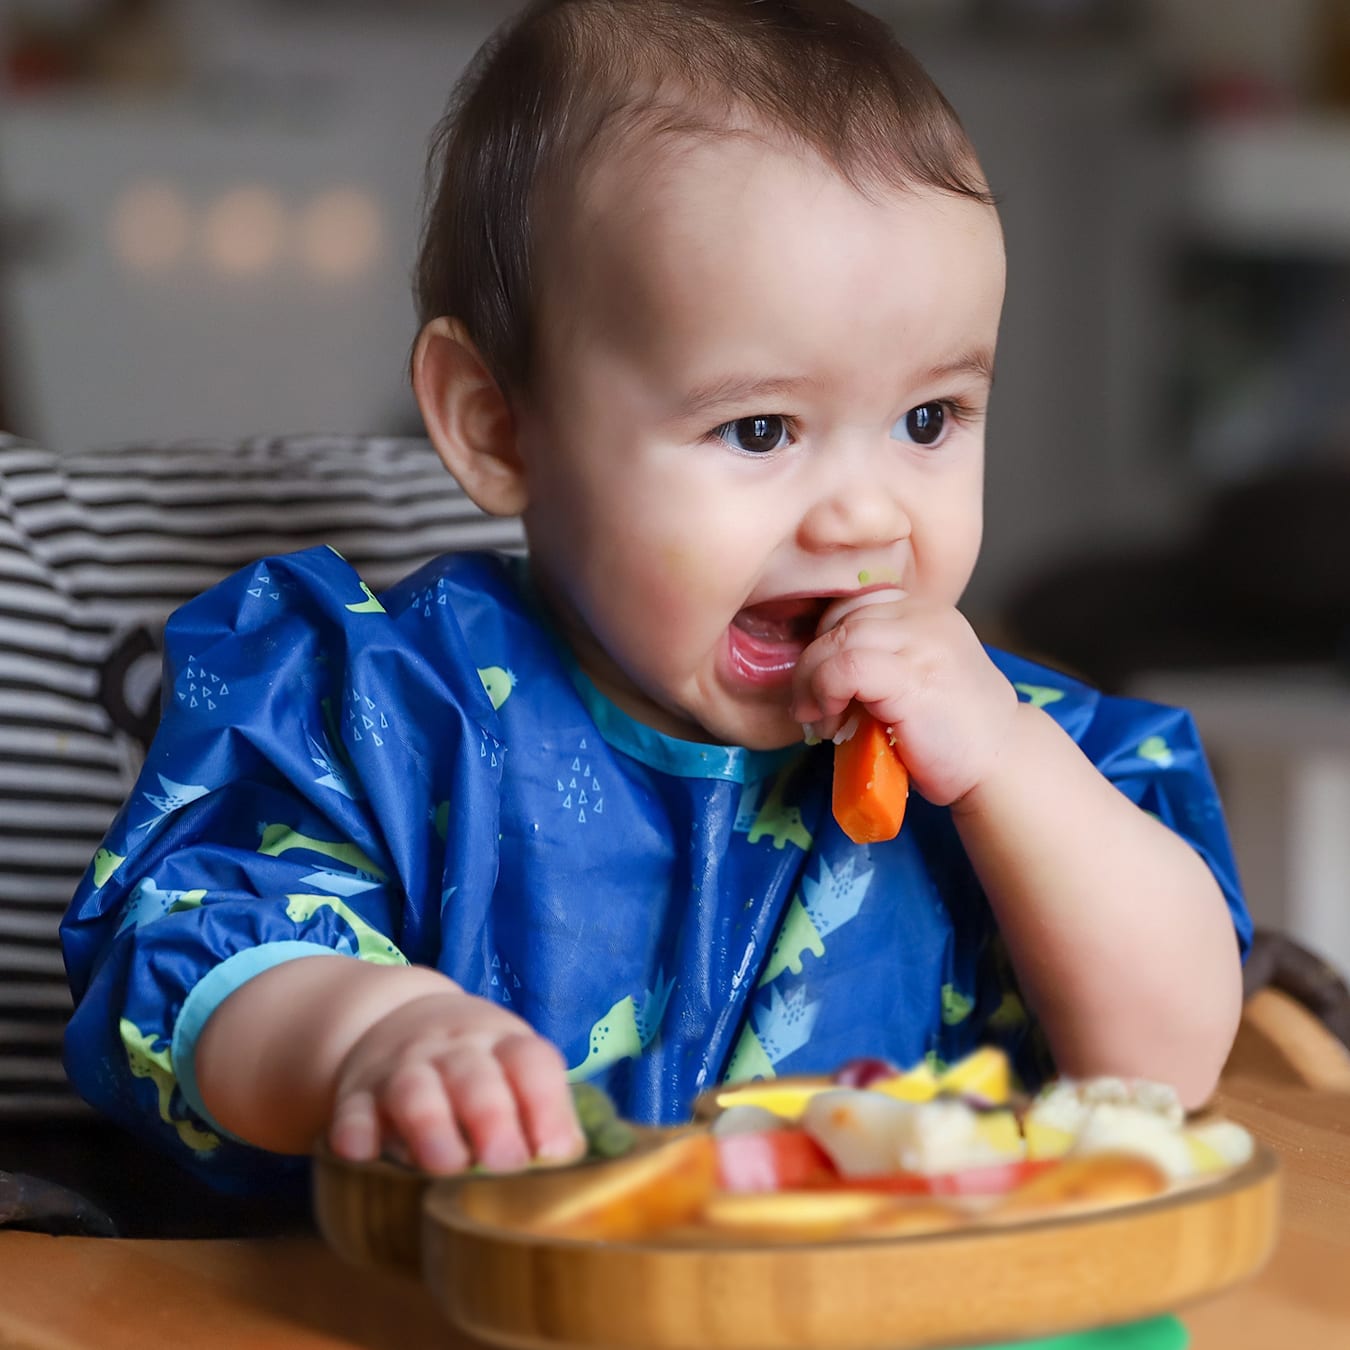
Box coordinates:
[513,132,1005,750]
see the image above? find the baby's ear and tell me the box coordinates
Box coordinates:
[412,317,527,517]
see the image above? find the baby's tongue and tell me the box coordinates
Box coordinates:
[732,598,821,644]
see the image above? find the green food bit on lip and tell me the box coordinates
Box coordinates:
[857,570,872,585]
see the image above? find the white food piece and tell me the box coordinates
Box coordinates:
[800,1089,915,1176]
[893,1097,1011,1175]
[1186,1118,1255,1168]
[1027,1077,1184,1136]
[801,1090,1007,1177]
[1070,1103,1196,1180]
[710,1104,789,1137]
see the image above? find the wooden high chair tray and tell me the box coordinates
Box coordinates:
[315,1140,1280,1350]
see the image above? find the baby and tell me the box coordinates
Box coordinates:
[61,0,1249,1190]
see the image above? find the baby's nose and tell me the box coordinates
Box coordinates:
[797,478,910,553]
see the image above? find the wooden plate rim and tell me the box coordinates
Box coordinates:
[423,1140,1279,1254]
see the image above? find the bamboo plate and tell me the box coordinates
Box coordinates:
[315,1140,1280,1350]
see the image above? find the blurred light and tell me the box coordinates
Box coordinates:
[297,187,384,281]
[109,180,190,274]
[203,186,286,277]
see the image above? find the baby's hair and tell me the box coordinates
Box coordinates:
[413,0,993,396]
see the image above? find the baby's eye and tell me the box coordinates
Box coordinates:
[714,414,790,455]
[891,402,948,447]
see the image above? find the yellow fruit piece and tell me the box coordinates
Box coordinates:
[870,1062,940,1103]
[1024,1120,1076,1160]
[713,1084,827,1119]
[937,1047,1011,1104]
[973,1109,1025,1160]
[1185,1133,1230,1174]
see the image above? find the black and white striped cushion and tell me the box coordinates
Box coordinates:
[0,433,522,1117]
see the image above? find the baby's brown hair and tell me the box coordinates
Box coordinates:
[413,0,993,397]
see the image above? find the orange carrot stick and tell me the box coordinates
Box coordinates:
[831,712,909,844]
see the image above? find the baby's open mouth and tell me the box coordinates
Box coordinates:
[727,597,827,685]
[732,598,827,645]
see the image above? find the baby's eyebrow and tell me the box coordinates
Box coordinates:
[925,348,996,386]
[674,350,995,422]
[673,374,819,421]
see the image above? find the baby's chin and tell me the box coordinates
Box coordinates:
[685,701,806,753]
[619,685,798,751]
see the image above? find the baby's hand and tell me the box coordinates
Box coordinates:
[791,589,1018,808]
[327,985,585,1174]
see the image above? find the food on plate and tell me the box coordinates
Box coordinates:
[571,1081,639,1159]
[832,712,909,844]
[531,1134,718,1240]
[523,1049,1255,1245]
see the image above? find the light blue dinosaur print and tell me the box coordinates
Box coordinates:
[115,878,207,937]
[297,869,380,898]
[723,984,821,1083]
[137,775,211,831]
[733,777,766,833]
[565,969,676,1082]
[759,854,874,984]
[308,732,361,800]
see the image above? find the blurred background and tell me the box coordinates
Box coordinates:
[0,0,1348,980]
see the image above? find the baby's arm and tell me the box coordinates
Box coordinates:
[949,703,1242,1108]
[194,956,584,1173]
[794,593,1242,1108]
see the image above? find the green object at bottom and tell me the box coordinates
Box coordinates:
[967,1314,1188,1350]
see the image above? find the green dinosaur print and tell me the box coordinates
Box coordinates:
[433,801,450,842]
[1137,736,1174,768]
[747,767,812,851]
[119,1019,219,1154]
[987,989,1028,1033]
[345,582,385,614]
[283,894,407,965]
[565,996,642,1082]
[93,848,126,889]
[924,1050,949,1076]
[1013,683,1066,710]
[258,824,387,880]
[477,666,516,711]
[941,983,975,1026]
[722,1024,776,1084]
[759,897,825,985]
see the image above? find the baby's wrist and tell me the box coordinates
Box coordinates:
[948,699,1045,821]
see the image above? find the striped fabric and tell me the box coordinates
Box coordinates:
[0,433,522,1118]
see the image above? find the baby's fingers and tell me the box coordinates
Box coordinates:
[795,644,912,737]
[380,1061,471,1174]
[438,1049,532,1172]
[328,1088,381,1163]
[497,1034,586,1163]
